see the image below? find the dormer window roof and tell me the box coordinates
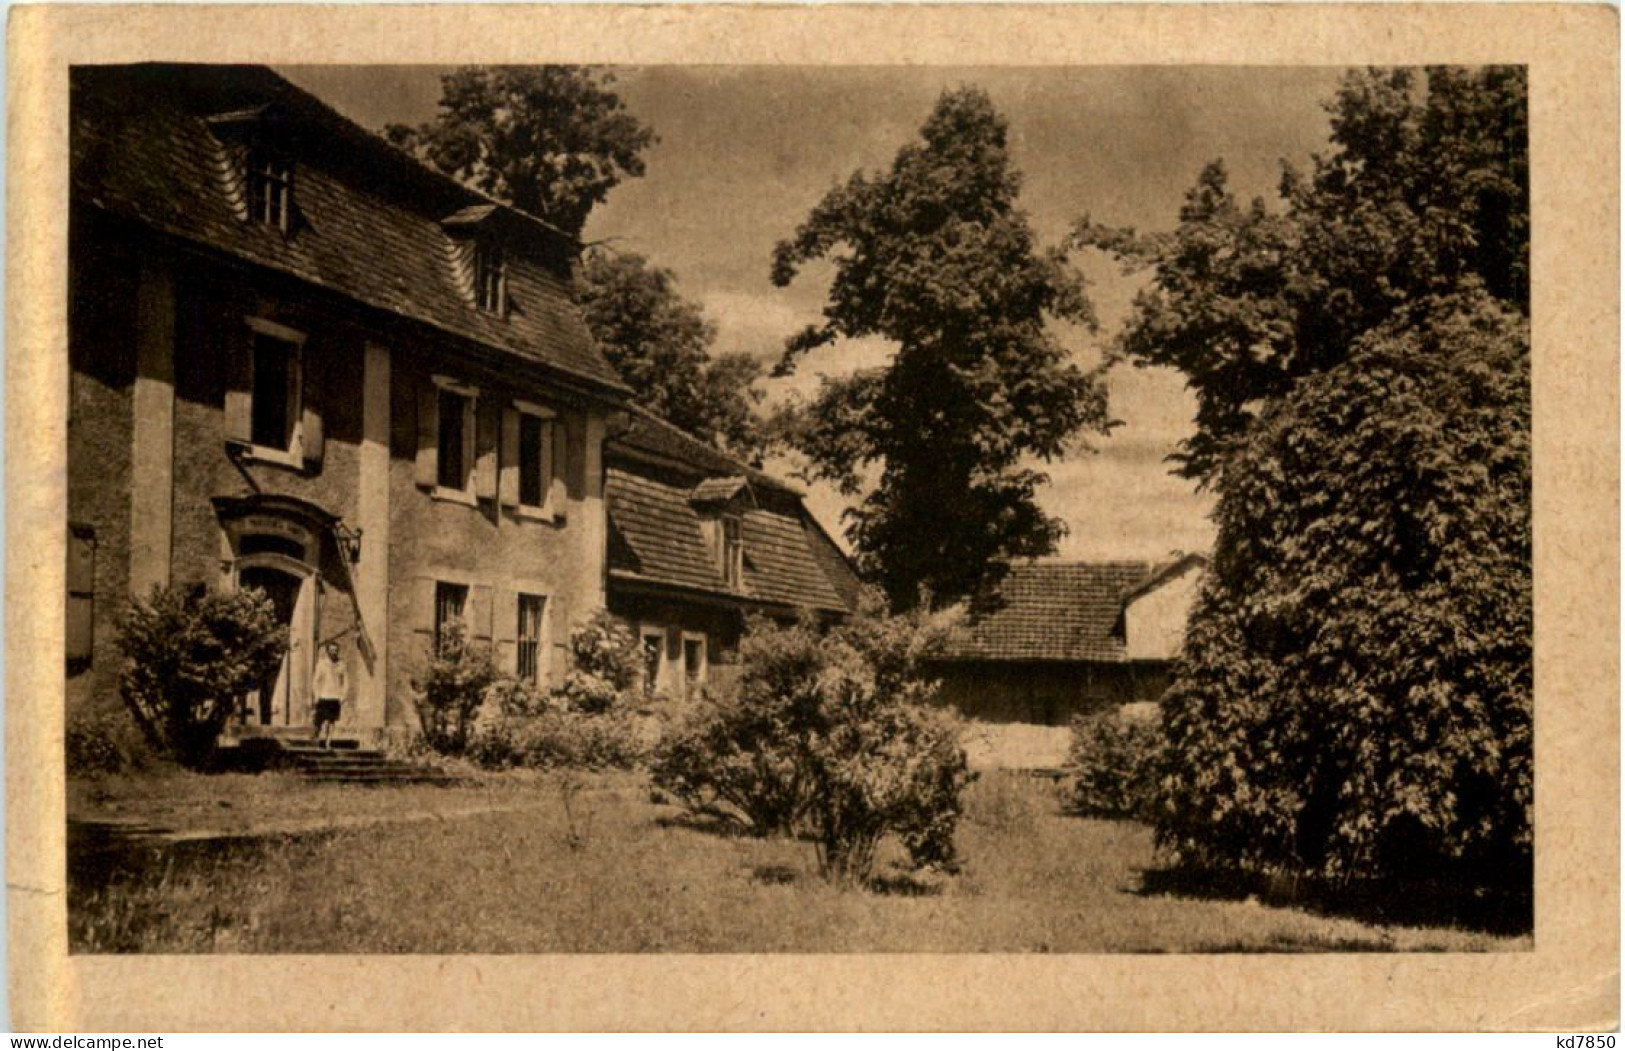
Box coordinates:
[440,206,510,317]
[690,476,754,508]
[441,204,501,230]
[204,104,296,234]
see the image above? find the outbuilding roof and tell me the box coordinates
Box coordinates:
[70,63,627,396]
[937,558,1198,664]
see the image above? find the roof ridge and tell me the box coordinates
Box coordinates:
[612,404,804,495]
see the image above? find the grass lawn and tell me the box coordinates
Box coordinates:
[69,769,1528,953]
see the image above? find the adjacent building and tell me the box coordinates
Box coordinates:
[928,554,1207,726]
[605,408,862,695]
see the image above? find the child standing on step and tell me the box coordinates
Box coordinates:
[312,641,347,749]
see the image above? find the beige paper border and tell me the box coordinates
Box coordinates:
[9,3,1618,1032]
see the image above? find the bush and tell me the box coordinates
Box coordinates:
[554,611,642,713]
[468,706,645,772]
[515,709,646,770]
[469,656,647,772]
[1157,294,1531,891]
[117,583,287,768]
[652,600,974,885]
[413,618,497,755]
[1066,706,1163,821]
[66,707,148,776]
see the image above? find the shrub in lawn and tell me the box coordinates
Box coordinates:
[553,610,642,714]
[117,583,287,768]
[651,617,824,835]
[66,706,149,776]
[1157,295,1531,894]
[512,708,646,770]
[652,600,974,884]
[469,669,646,772]
[413,617,498,755]
[1066,706,1163,821]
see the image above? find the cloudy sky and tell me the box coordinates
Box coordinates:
[281,64,1345,560]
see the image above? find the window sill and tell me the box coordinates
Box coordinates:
[514,504,565,525]
[431,486,478,507]
[231,441,303,471]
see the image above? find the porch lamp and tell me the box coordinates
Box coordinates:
[332,521,363,564]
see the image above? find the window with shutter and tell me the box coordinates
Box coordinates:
[503,401,558,518]
[236,317,307,468]
[427,376,479,502]
[433,581,468,653]
[517,594,545,686]
[519,414,545,507]
[641,629,665,695]
[437,390,467,490]
[251,334,294,448]
[722,515,744,589]
[682,633,707,693]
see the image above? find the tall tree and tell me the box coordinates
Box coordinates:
[771,87,1111,610]
[1082,67,1531,907]
[577,250,766,460]
[387,66,656,237]
[1076,66,1527,483]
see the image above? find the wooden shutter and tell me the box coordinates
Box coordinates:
[494,586,517,673]
[224,327,254,443]
[475,399,498,501]
[549,419,568,515]
[411,576,436,636]
[301,379,324,470]
[499,407,520,507]
[414,380,438,489]
[468,584,493,641]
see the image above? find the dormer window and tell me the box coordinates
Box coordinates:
[721,514,744,590]
[475,241,506,315]
[689,476,754,592]
[247,149,292,232]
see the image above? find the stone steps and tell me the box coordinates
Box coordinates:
[224,729,461,785]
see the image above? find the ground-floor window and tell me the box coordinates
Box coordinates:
[517,593,545,685]
[434,581,469,652]
[682,633,707,691]
[641,629,665,694]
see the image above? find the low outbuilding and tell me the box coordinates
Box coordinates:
[929,554,1207,726]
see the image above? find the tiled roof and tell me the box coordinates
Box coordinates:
[939,560,1160,663]
[70,64,627,395]
[607,470,722,594]
[608,408,801,495]
[606,467,853,613]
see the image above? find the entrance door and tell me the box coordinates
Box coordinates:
[238,565,316,726]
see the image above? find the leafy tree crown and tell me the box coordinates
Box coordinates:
[387,65,656,238]
[771,87,1112,609]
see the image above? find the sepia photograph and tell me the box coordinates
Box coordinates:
[62,56,1534,955]
[9,0,1616,1033]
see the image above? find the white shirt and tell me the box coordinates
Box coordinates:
[312,655,347,701]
